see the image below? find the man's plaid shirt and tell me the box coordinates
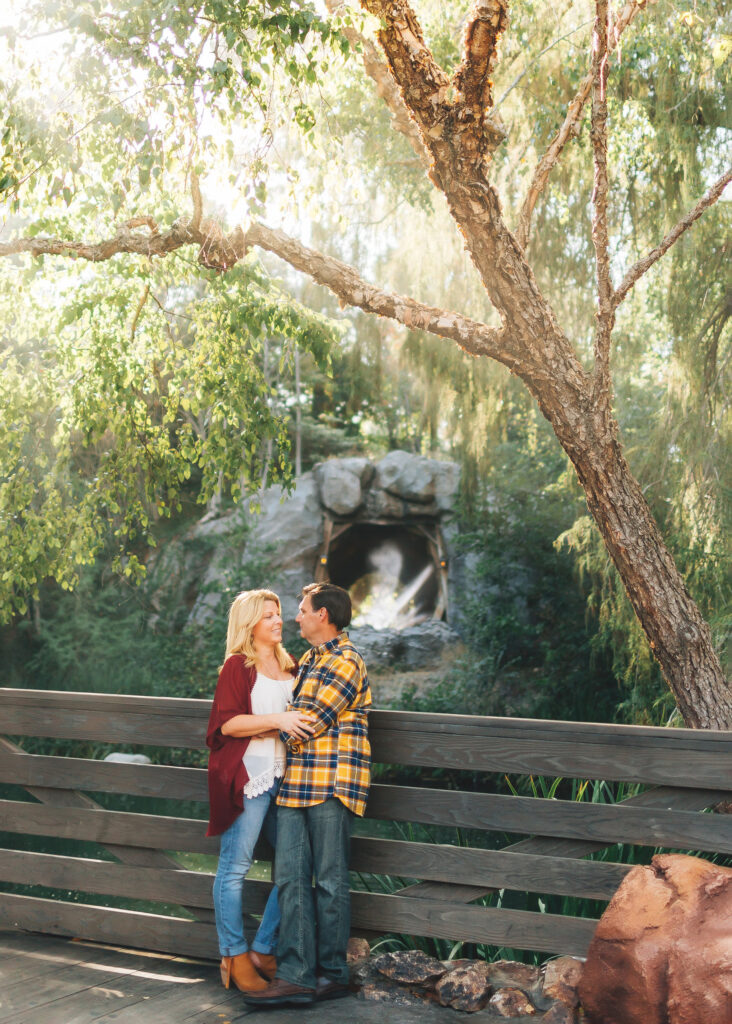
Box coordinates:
[277,631,371,816]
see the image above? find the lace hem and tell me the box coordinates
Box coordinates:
[244,761,286,799]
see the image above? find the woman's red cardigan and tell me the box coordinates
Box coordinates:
[205,654,296,837]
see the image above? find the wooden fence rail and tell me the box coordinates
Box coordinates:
[1,688,731,960]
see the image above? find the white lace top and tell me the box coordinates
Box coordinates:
[242,672,294,799]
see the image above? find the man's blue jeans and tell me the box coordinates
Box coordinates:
[213,781,280,958]
[274,798,354,990]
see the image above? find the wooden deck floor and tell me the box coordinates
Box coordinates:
[0,929,461,1024]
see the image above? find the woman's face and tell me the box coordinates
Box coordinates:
[252,599,283,649]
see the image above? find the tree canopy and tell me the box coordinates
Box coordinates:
[1,0,730,723]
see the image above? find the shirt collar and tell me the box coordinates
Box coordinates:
[312,631,347,656]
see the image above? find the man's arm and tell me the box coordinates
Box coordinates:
[282,655,362,747]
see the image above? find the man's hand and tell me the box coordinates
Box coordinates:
[277,710,315,740]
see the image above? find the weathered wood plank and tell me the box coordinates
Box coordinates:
[3,782,729,856]
[0,894,221,960]
[0,749,208,802]
[5,689,731,751]
[0,737,214,924]
[0,940,172,1020]
[370,728,730,789]
[0,704,206,750]
[4,691,731,776]
[0,850,272,914]
[389,786,726,903]
[365,785,732,853]
[0,837,626,906]
[350,837,630,899]
[349,891,598,956]
[0,800,213,853]
[1,887,597,961]
[370,708,732,749]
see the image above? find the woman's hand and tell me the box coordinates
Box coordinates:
[277,710,315,740]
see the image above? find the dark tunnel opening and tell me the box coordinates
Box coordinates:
[325,523,439,629]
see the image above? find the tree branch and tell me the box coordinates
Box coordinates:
[325,0,431,169]
[244,221,513,365]
[450,0,509,163]
[0,213,512,364]
[516,0,646,250]
[590,0,615,395]
[613,169,732,309]
[452,1,508,113]
[360,0,451,138]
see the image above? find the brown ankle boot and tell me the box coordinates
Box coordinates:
[250,951,277,981]
[229,952,269,992]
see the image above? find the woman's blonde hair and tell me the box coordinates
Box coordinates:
[223,589,294,670]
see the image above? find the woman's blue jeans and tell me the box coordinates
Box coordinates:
[212,780,280,958]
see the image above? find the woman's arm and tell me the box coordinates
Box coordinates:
[221,709,314,740]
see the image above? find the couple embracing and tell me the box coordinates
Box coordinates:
[205,582,371,1008]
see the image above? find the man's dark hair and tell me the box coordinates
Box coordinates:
[302,583,352,631]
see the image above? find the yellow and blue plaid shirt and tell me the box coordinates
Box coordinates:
[277,632,371,817]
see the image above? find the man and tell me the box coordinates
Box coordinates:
[241,582,371,1007]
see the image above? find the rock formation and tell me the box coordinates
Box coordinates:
[579,853,732,1024]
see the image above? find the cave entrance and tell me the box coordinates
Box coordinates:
[316,521,447,629]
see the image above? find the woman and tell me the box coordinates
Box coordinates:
[206,589,313,993]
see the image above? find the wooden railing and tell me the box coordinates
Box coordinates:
[1,689,731,960]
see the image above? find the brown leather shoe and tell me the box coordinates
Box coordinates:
[316,976,351,1001]
[239,977,316,1006]
[220,953,268,992]
[250,951,277,981]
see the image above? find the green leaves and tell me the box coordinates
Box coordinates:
[0,250,339,623]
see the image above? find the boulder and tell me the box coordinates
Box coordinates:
[349,620,460,672]
[244,475,322,567]
[400,620,461,670]
[578,853,732,1024]
[373,950,447,985]
[487,960,542,995]
[435,961,493,1012]
[541,957,583,1008]
[375,450,437,503]
[489,986,537,1016]
[315,459,366,516]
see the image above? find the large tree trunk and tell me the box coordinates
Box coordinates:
[361,0,731,726]
[447,181,730,728]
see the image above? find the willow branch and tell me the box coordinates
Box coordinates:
[516,0,646,250]
[245,221,510,363]
[590,0,614,394]
[613,169,732,309]
[325,0,430,169]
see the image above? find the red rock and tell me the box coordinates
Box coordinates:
[541,956,583,1007]
[579,853,732,1024]
[435,962,493,1012]
[488,986,537,1016]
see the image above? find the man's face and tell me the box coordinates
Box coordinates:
[296,595,323,644]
